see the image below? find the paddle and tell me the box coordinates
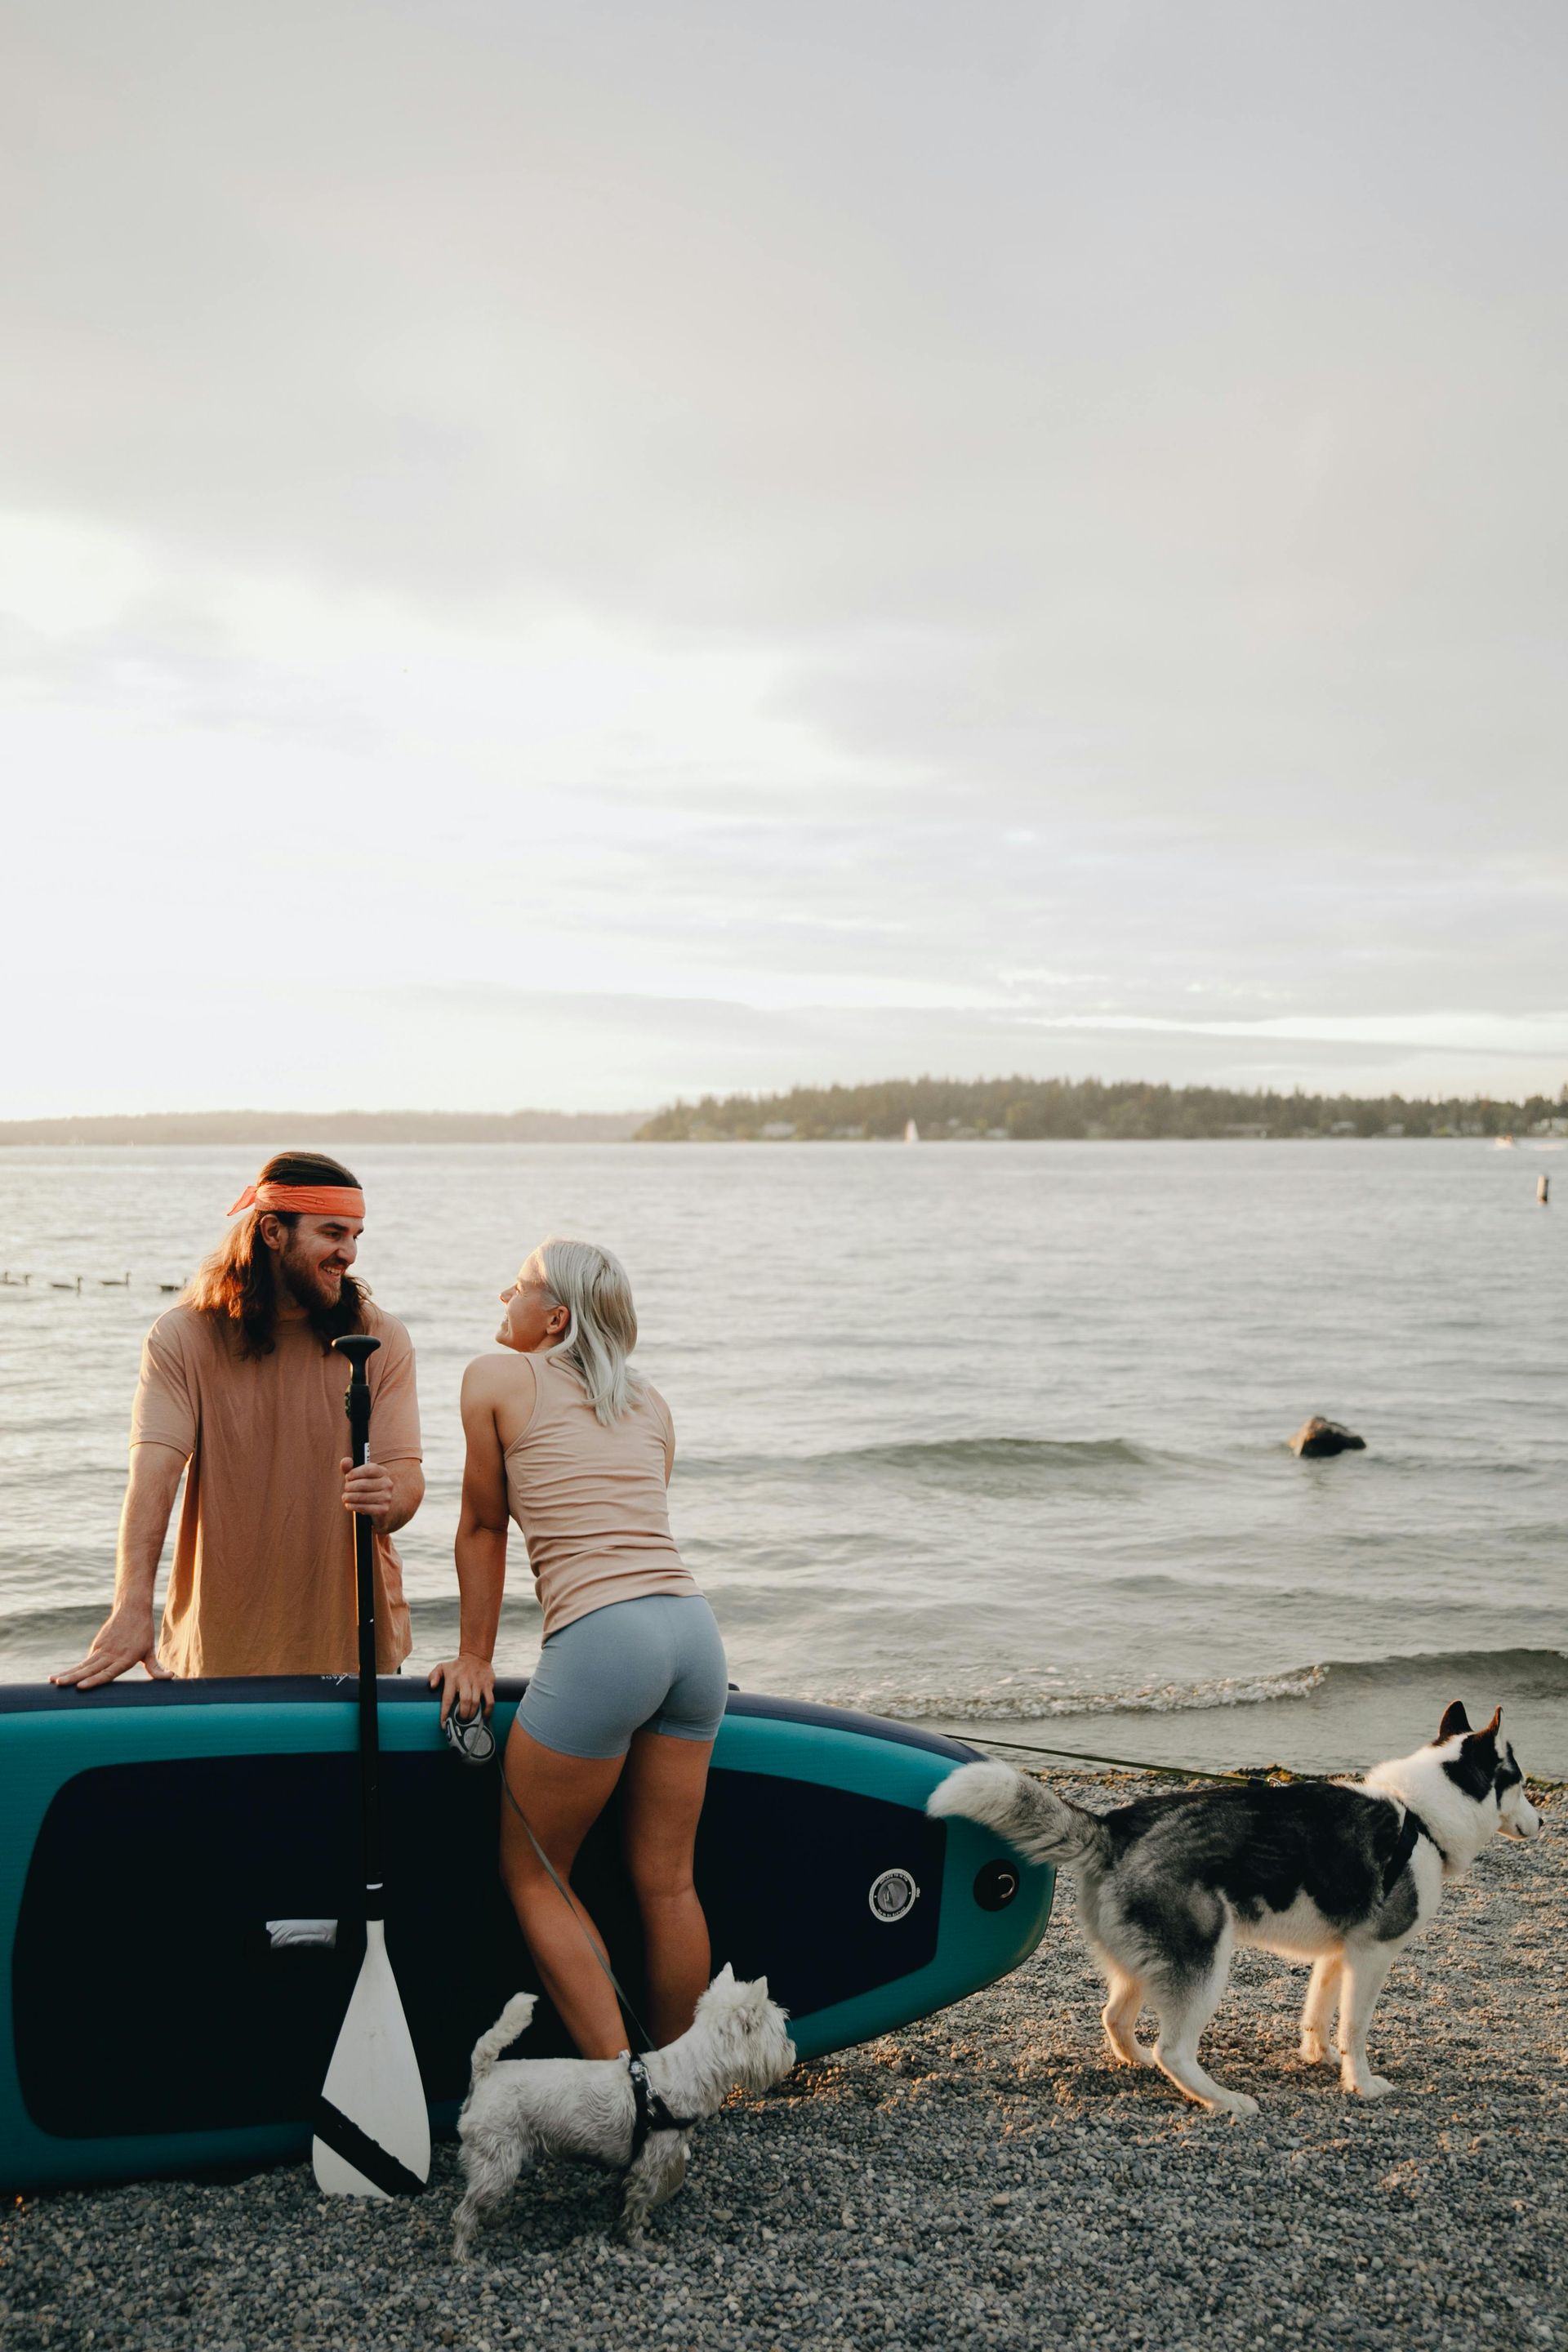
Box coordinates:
[311,1332,431,2198]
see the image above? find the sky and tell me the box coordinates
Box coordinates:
[2,0,1566,1116]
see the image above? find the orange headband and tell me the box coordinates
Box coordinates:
[226,1182,367,1218]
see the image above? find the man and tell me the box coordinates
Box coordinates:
[53,1151,425,1684]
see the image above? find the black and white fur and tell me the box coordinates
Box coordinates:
[930,1702,1541,2115]
[452,1965,795,2255]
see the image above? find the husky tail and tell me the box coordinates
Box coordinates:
[467,1991,538,2088]
[928,1760,1112,1871]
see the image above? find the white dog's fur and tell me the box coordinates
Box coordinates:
[931,1700,1542,2116]
[452,1964,795,2254]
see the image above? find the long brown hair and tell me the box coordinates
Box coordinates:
[183,1150,369,1360]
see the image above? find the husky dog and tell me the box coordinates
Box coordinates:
[451,1965,794,2255]
[930,1703,1541,2116]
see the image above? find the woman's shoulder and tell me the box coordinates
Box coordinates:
[461,1350,539,1410]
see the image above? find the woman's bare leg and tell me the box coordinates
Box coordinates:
[498,1718,628,2058]
[619,1731,715,2047]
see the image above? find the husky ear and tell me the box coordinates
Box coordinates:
[1463,1706,1501,1759]
[1437,1700,1471,1741]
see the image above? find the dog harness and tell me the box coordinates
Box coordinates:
[1382,1802,1448,1895]
[626,2056,701,2161]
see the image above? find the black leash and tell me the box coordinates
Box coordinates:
[444,1702,660,2060]
[974,1730,1565,1796]
[498,1760,698,2153]
[476,1719,702,2158]
[496,1747,661,2060]
[982,1726,1457,1890]
[973,1731,1259,1784]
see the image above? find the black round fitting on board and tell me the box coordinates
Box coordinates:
[973,1859,1020,1912]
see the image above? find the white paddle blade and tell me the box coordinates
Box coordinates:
[312,1921,431,2197]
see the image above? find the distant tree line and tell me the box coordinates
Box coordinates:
[634,1076,1568,1143]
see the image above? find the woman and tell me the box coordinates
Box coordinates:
[430,1237,727,2058]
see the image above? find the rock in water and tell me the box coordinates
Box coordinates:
[1289,1416,1366,1458]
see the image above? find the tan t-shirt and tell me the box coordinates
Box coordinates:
[131,1301,422,1677]
[503,1355,697,1638]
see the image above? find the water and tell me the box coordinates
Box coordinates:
[2,1140,1564,1774]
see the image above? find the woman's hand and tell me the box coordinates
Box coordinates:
[428,1650,497,1726]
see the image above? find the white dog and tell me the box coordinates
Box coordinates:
[452,1964,795,2254]
[931,1701,1541,2115]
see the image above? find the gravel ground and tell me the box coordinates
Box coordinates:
[4,1771,1562,2352]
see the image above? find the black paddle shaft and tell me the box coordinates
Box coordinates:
[334,1334,384,1920]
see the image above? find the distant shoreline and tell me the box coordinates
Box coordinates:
[0,1121,1557,1148]
[2,1073,1564,1151]
[0,1111,647,1147]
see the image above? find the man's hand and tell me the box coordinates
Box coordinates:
[428,1650,497,1726]
[341,1456,397,1533]
[51,1606,172,1689]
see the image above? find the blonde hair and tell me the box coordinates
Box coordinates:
[532,1236,644,1423]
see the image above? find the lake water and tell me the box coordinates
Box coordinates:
[2,1139,1564,1775]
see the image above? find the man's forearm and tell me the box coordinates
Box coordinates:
[114,1446,185,1606]
[383,1460,425,1536]
[51,1444,185,1686]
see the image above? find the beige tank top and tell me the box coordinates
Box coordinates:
[504,1355,698,1638]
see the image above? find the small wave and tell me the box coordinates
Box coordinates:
[678,1434,1181,1484]
[804,1646,1568,1726]
[405,1592,540,1627]
[1309,1646,1568,1700]
[810,1664,1330,1722]
[0,1601,118,1642]
[850,1436,1157,1473]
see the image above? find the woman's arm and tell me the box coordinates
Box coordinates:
[428,1361,514,1723]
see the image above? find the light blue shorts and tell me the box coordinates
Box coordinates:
[515,1593,729,1762]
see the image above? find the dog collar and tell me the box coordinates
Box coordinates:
[626,2056,700,2161]
[1383,1801,1450,1894]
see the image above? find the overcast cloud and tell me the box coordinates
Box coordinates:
[2,0,1565,1115]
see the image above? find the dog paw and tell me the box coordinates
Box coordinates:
[1214,2091,1260,2118]
[1347,2074,1394,2100]
[1298,2033,1332,2065]
[1106,2042,1155,2069]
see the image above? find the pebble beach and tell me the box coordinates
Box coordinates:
[4,1770,1561,2352]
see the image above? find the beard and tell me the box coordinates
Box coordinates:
[280,1243,363,1343]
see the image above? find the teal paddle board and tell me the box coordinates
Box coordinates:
[0,1678,1052,2190]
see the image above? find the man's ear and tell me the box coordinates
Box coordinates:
[1437,1700,1471,1742]
[256,1213,288,1255]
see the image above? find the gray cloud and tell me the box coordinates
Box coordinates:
[2,0,1566,1106]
